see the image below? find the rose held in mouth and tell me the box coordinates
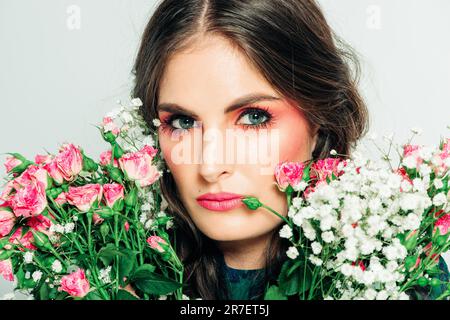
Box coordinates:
[196,192,244,212]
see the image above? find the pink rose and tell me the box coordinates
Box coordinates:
[9,227,37,250]
[99,150,118,167]
[274,162,306,192]
[4,156,22,174]
[66,184,102,212]
[311,158,346,182]
[119,145,160,187]
[0,206,15,237]
[146,235,167,253]
[44,144,83,183]
[27,214,53,233]
[103,183,124,208]
[10,181,47,218]
[34,154,52,165]
[124,221,130,232]
[13,165,49,190]
[102,117,120,136]
[0,259,14,282]
[434,213,450,236]
[59,269,90,298]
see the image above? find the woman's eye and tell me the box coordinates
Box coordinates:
[171,116,196,130]
[237,109,270,126]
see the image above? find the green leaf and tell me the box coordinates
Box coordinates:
[132,270,181,296]
[39,283,50,300]
[278,259,312,296]
[264,285,288,300]
[117,289,140,300]
[0,250,14,260]
[84,291,104,300]
[119,248,136,286]
[98,244,124,267]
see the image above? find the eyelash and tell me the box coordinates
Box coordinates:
[159,105,276,134]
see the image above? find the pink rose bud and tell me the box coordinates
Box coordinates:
[59,269,90,298]
[0,259,14,282]
[99,150,119,167]
[0,181,15,202]
[434,213,450,236]
[146,235,167,253]
[34,154,52,165]
[119,145,160,187]
[66,184,102,212]
[274,162,306,192]
[124,221,130,232]
[92,213,104,225]
[54,192,67,206]
[423,242,440,264]
[4,156,22,174]
[102,183,124,208]
[9,227,37,250]
[43,161,65,185]
[0,206,15,237]
[102,117,120,136]
[10,181,47,218]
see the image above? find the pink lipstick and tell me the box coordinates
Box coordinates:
[196,192,243,212]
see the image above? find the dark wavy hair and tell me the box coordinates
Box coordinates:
[132,0,369,299]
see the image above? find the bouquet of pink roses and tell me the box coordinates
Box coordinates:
[0,99,183,300]
[243,133,450,300]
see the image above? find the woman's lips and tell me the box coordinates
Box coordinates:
[196,192,243,212]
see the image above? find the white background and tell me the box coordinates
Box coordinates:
[0,0,449,297]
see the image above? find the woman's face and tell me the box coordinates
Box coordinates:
[157,34,316,242]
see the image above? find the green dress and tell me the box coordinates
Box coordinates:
[218,254,450,300]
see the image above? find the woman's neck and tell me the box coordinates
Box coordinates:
[216,232,272,270]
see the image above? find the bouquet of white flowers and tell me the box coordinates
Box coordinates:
[243,133,450,300]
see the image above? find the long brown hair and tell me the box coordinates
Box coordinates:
[132,0,369,299]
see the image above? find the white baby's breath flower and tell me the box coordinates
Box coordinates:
[279,224,293,239]
[433,193,447,207]
[402,156,417,169]
[152,119,161,127]
[293,181,308,192]
[23,251,34,264]
[64,222,75,233]
[158,295,168,300]
[311,242,322,255]
[309,256,323,266]
[51,260,63,273]
[286,246,299,259]
[131,98,143,107]
[321,231,335,243]
[32,271,43,282]
[99,266,112,284]
[73,215,79,222]
[330,149,337,156]
[434,179,444,189]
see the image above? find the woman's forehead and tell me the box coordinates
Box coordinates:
[158,35,278,114]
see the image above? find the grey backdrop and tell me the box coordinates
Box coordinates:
[1,0,449,298]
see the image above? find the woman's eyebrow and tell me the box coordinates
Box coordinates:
[156,93,281,116]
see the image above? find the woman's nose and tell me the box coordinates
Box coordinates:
[198,126,234,183]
